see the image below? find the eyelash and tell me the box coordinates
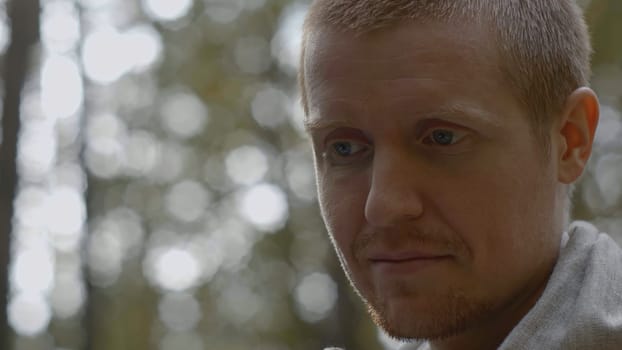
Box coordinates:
[323,140,371,165]
[322,127,469,166]
[421,128,466,146]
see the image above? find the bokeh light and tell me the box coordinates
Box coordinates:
[82,28,127,84]
[294,272,338,323]
[8,293,52,337]
[40,54,84,119]
[142,0,193,22]
[45,186,85,238]
[87,222,124,287]
[17,121,57,179]
[50,266,85,318]
[165,180,211,223]
[10,245,55,295]
[160,90,209,139]
[225,145,269,186]
[0,11,9,54]
[271,2,308,74]
[158,292,202,331]
[122,24,163,73]
[251,84,290,128]
[147,246,201,292]
[238,183,289,232]
[41,1,80,53]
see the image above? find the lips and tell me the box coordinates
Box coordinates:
[367,251,452,274]
[368,251,450,262]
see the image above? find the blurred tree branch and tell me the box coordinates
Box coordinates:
[0,0,40,347]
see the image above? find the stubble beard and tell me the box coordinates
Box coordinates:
[336,225,494,342]
[363,281,494,342]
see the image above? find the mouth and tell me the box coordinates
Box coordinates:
[368,253,452,274]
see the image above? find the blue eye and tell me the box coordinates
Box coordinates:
[333,142,354,156]
[431,129,455,145]
[324,140,370,165]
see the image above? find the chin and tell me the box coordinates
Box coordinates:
[365,290,492,341]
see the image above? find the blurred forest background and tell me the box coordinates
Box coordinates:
[0,0,620,349]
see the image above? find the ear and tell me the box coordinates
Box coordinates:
[557,87,599,184]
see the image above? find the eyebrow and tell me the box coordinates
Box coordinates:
[303,117,353,134]
[421,103,503,129]
[303,102,503,134]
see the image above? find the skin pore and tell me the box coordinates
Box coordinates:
[303,19,599,350]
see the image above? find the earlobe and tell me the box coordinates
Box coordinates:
[557,87,599,184]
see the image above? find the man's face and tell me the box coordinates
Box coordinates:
[303,21,566,340]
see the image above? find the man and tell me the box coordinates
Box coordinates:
[298,0,622,349]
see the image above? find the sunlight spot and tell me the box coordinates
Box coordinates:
[142,0,193,22]
[85,112,126,151]
[122,24,163,72]
[147,141,187,183]
[189,235,222,282]
[18,121,57,179]
[14,186,47,230]
[210,218,255,271]
[50,270,85,319]
[41,1,80,53]
[103,208,145,260]
[8,293,52,336]
[294,272,337,323]
[238,183,288,232]
[160,91,209,139]
[45,186,85,241]
[125,131,160,176]
[78,0,116,9]
[251,85,289,128]
[159,292,202,331]
[85,113,126,178]
[11,246,55,294]
[149,247,201,292]
[87,230,123,287]
[271,2,308,75]
[82,28,128,84]
[0,13,9,54]
[225,145,268,185]
[165,180,210,223]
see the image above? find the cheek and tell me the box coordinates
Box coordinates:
[439,159,558,272]
[317,173,369,255]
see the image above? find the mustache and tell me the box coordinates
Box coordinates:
[352,224,469,259]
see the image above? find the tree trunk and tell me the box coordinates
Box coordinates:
[0,0,40,347]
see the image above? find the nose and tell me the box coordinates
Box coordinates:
[364,149,425,228]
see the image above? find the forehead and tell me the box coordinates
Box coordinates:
[302,20,508,110]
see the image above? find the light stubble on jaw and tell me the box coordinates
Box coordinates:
[348,225,493,341]
[367,284,494,342]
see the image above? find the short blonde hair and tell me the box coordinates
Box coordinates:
[299,0,592,147]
